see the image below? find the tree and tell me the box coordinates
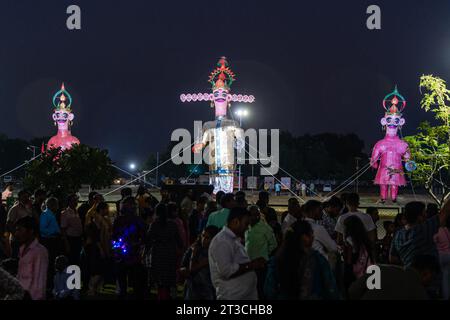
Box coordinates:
[404,75,450,206]
[24,144,117,202]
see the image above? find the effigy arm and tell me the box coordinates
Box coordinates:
[370,143,382,169]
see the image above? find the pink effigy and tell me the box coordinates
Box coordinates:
[47,83,80,151]
[370,87,410,203]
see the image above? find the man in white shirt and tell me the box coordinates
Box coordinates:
[334,193,376,245]
[301,183,307,197]
[281,198,302,235]
[209,207,266,300]
[302,200,338,263]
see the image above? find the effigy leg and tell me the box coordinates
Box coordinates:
[390,185,399,202]
[380,185,388,202]
[211,175,234,194]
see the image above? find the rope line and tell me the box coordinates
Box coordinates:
[103,141,196,196]
[0,153,43,179]
[111,164,160,190]
[324,161,372,198]
[326,164,373,199]
[243,139,323,199]
[242,141,305,203]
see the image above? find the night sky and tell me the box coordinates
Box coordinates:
[1,0,450,168]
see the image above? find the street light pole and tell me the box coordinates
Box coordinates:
[355,157,361,193]
[235,109,248,192]
[27,145,38,158]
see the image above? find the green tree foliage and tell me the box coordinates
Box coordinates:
[404,75,450,206]
[24,144,117,201]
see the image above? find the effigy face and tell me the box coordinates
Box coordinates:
[52,110,74,130]
[380,114,405,136]
[213,88,229,118]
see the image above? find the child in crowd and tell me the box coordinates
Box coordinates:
[53,255,80,300]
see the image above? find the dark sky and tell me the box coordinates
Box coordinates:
[1,0,450,168]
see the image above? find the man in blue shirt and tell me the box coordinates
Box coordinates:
[390,201,448,267]
[40,198,60,238]
[275,183,281,196]
[39,197,61,294]
[390,200,450,298]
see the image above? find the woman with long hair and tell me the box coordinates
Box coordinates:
[343,215,375,291]
[146,203,182,300]
[271,220,339,300]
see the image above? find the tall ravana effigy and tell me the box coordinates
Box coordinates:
[370,86,415,203]
[180,57,255,193]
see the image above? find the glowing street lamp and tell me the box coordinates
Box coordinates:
[235,109,249,127]
[128,163,137,185]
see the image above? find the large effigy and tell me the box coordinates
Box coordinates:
[180,57,255,193]
[370,86,413,203]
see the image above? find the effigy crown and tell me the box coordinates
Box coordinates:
[52,83,73,112]
[208,56,236,90]
[382,85,406,115]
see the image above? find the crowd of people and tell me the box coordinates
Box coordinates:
[0,184,449,300]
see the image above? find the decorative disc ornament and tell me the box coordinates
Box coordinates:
[405,161,417,172]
